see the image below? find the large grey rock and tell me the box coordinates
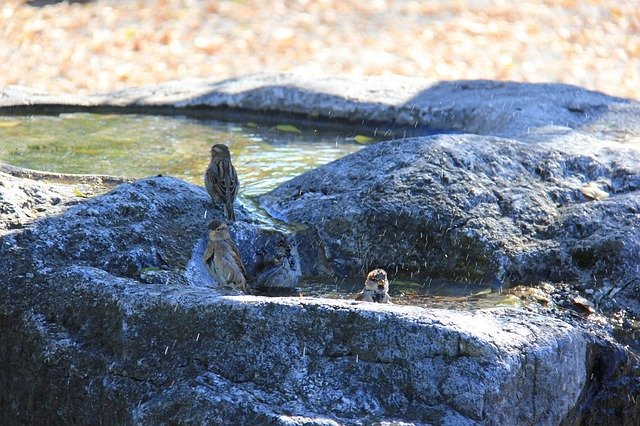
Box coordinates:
[259,131,640,319]
[2,74,640,423]
[0,169,637,425]
[1,262,590,425]
[0,168,298,287]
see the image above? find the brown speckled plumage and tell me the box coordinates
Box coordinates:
[202,220,247,293]
[205,144,239,222]
[355,268,391,303]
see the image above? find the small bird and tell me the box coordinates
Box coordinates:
[253,237,301,289]
[356,269,391,303]
[205,144,239,222]
[202,220,248,293]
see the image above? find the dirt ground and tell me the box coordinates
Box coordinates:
[1,0,639,99]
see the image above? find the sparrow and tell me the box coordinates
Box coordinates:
[253,237,301,289]
[356,269,391,303]
[205,144,239,222]
[202,220,248,293]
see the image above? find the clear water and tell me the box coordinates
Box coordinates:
[0,113,507,309]
[263,277,520,310]
[0,113,372,196]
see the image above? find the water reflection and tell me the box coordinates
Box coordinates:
[0,113,369,196]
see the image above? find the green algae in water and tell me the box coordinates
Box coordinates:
[0,113,368,196]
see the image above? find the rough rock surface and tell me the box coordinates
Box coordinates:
[2,74,640,423]
[0,171,596,425]
[0,168,298,289]
[0,266,590,425]
[0,164,131,234]
[0,166,637,425]
[259,132,640,293]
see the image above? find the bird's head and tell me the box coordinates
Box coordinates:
[364,268,389,293]
[207,219,231,241]
[210,144,231,160]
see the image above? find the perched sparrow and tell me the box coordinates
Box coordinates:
[356,269,391,303]
[205,144,239,222]
[202,220,248,293]
[253,237,301,289]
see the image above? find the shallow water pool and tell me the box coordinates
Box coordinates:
[0,113,374,196]
[261,277,520,310]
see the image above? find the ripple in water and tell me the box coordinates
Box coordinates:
[0,113,371,196]
[260,277,521,310]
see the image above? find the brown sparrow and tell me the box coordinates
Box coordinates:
[202,220,247,293]
[253,237,301,289]
[205,144,239,222]
[356,269,391,303]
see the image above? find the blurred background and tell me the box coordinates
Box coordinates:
[1,0,638,98]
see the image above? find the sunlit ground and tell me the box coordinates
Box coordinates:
[0,0,638,99]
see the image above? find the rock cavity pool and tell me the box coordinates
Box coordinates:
[283,278,520,309]
[0,113,515,309]
[0,113,370,195]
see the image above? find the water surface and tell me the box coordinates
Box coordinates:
[273,277,520,310]
[0,113,371,196]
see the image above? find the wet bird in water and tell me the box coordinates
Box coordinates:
[253,237,301,290]
[356,269,391,303]
[205,144,239,222]
[202,220,248,293]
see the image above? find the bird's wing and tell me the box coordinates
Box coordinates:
[205,162,223,201]
[225,163,239,199]
[223,163,239,221]
[229,239,247,276]
[210,161,238,201]
[202,241,215,263]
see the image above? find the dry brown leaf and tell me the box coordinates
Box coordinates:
[581,182,609,201]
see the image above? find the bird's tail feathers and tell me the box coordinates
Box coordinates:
[225,199,235,222]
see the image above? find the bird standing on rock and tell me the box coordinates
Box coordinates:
[205,144,239,222]
[356,269,391,303]
[202,220,248,293]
